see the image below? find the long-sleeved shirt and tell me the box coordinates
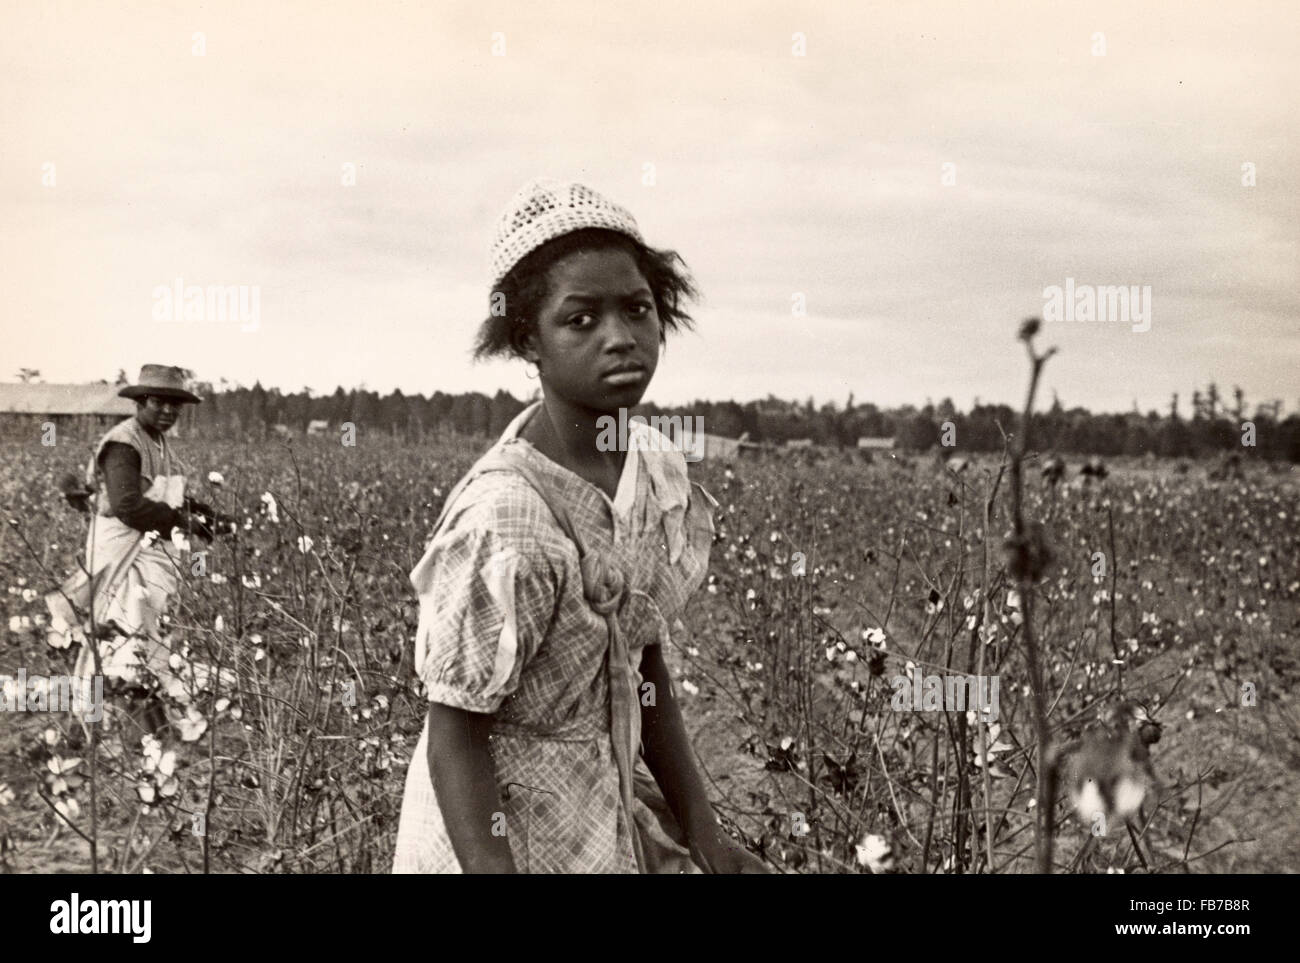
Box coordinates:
[100,441,189,535]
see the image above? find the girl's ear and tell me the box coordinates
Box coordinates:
[517,324,540,364]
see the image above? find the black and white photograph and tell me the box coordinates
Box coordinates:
[0,0,1294,926]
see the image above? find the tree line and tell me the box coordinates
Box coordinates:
[178,381,1300,462]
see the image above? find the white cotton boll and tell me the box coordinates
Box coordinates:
[55,797,81,820]
[260,492,279,523]
[1112,776,1147,819]
[207,471,224,486]
[297,535,313,554]
[679,679,699,696]
[178,706,208,742]
[1072,779,1106,823]
[855,833,894,873]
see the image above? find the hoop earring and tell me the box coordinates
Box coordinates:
[524,361,540,380]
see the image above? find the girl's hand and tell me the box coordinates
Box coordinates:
[689,829,771,874]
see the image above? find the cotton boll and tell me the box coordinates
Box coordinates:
[1112,776,1147,819]
[855,833,895,873]
[1072,779,1106,823]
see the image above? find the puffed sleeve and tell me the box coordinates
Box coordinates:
[409,519,555,714]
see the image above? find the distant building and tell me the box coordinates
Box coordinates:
[690,431,763,461]
[690,432,736,460]
[857,436,896,451]
[307,419,330,436]
[0,383,136,439]
[785,438,814,449]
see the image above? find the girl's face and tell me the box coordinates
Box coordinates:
[527,246,661,414]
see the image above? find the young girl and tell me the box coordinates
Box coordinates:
[392,178,766,873]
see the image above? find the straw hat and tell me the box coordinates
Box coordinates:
[489,178,644,290]
[118,364,202,404]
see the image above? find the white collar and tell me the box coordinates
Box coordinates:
[503,401,639,514]
[500,400,693,559]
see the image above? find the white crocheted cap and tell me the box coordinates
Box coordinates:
[489,178,644,290]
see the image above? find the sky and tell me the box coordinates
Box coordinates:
[2,0,1297,415]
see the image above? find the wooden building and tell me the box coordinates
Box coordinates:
[0,383,137,440]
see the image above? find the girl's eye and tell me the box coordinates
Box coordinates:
[566,313,596,327]
[628,302,653,318]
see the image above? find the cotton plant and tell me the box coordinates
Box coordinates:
[968,713,1014,778]
[136,735,180,805]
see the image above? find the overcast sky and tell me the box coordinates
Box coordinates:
[3,0,1296,415]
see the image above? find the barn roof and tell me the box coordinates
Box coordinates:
[698,432,741,458]
[0,383,136,416]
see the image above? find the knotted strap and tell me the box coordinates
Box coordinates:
[574,550,647,873]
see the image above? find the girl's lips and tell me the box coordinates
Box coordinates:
[601,369,645,386]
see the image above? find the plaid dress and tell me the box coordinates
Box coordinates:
[392,402,717,873]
